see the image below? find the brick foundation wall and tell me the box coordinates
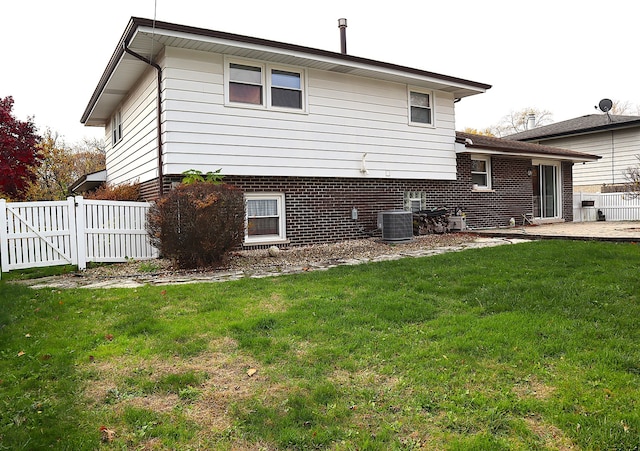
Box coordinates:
[142,154,573,246]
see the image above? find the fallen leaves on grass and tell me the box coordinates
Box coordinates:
[100,425,116,443]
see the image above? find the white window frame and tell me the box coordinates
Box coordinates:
[224,57,307,112]
[269,66,305,111]
[471,155,492,190]
[408,87,434,127]
[244,193,287,244]
[227,61,265,107]
[409,198,422,213]
[111,110,122,145]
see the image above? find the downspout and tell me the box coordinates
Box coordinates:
[123,42,164,197]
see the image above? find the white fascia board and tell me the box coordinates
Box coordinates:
[457,147,598,163]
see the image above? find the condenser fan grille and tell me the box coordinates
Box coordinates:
[378,211,413,243]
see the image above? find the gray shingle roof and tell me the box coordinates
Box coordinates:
[505,114,640,141]
[456,131,600,162]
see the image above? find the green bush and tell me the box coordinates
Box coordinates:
[146,182,245,268]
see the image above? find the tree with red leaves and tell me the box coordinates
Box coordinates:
[0,96,41,199]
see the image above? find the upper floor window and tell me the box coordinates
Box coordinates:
[229,63,263,105]
[111,110,122,145]
[409,90,432,125]
[471,155,491,189]
[226,59,306,112]
[271,69,302,109]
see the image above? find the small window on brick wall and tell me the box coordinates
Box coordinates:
[404,191,426,211]
[471,156,491,189]
[245,193,287,244]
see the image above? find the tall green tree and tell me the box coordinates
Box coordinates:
[0,96,41,199]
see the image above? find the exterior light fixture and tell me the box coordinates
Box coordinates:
[527,168,533,177]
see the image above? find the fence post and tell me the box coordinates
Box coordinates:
[0,199,7,276]
[74,196,87,270]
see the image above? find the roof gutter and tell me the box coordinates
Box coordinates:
[122,41,164,197]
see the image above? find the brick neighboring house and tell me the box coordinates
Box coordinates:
[506,114,640,193]
[80,17,598,246]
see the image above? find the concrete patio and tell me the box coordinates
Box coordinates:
[472,220,640,241]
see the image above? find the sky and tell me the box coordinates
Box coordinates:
[1,0,638,144]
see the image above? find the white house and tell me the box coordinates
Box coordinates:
[507,114,640,193]
[81,17,598,246]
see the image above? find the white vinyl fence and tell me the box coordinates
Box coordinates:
[573,192,640,222]
[0,196,158,275]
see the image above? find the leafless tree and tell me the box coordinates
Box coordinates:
[490,108,554,137]
[623,155,640,198]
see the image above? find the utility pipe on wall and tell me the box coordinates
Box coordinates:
[123,42,164,197]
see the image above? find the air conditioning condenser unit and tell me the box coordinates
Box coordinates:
[378,210,413,243]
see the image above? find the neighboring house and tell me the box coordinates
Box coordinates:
[81,17,598,247]
[506,114,640,193]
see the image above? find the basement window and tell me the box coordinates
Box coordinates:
[245,193,287,244]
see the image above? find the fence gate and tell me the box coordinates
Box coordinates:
[0,197,158,276]
[0,198,79,273]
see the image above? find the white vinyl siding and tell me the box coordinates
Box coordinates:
[104,64,160,186]
[540,127,640,187]
[158,47,458,181]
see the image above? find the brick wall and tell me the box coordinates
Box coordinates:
[145,154,573,246]
[562,161,574,222]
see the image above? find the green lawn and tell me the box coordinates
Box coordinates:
[1,240,639,450]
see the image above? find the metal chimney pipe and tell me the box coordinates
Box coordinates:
[526,113,536,130]
[338,18,347,54]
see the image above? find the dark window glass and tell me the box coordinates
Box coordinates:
[271,70,302,109]
[410,106,431,124]
[229,63,263,105]
[472,173,488,186]
[229,83,262,105]
[410,92,432,124]
[272,88,302,109]
[248,217,279,236]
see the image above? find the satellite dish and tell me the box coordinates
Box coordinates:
[598,98,613,113]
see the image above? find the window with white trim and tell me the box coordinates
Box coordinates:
[111,110,122,145]
[225,59,305,111]
[471,156,491,189]
[271,69,302,109]
[245,193,286,243]
[229,63,264,105]
[409,89,432,125]
[409,198,422,213]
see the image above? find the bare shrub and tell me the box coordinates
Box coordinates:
[146,183,245,268]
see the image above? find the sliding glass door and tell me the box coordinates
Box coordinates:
[533,163,560,219]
